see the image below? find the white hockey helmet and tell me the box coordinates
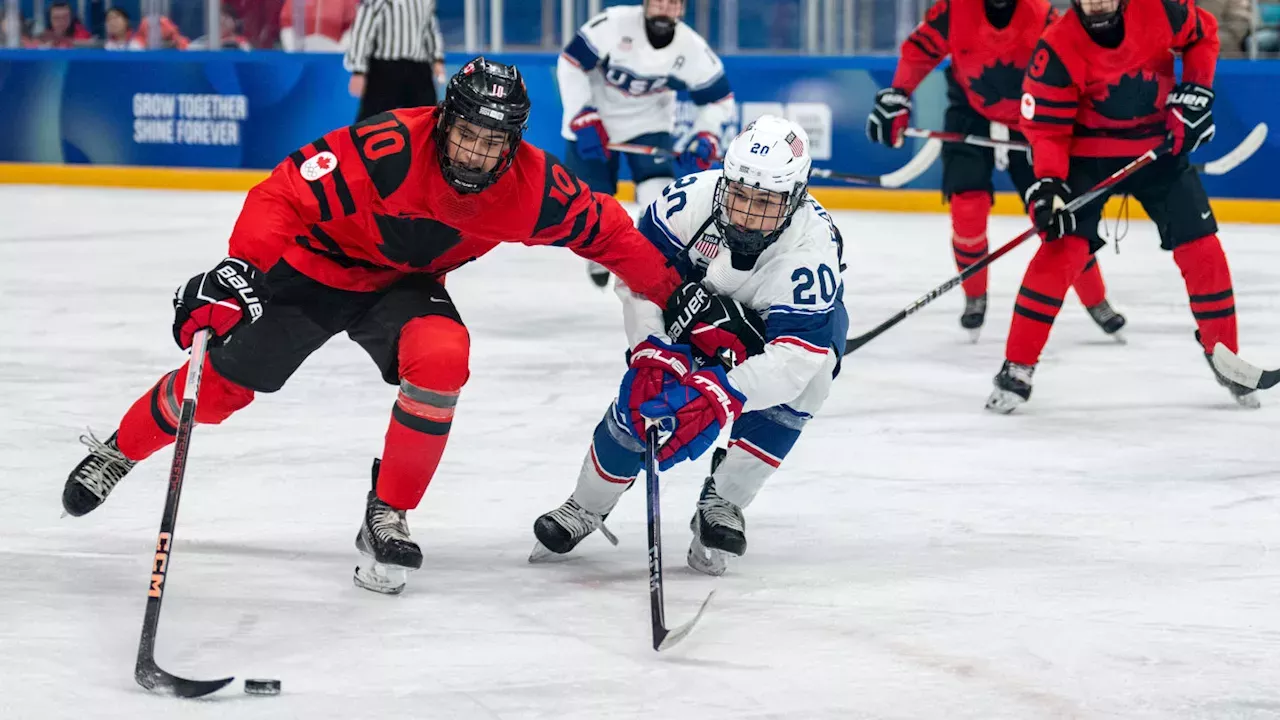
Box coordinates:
[714,115,813,255]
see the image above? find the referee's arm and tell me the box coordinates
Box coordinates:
[345,0,385,97]
[425,3,446,81]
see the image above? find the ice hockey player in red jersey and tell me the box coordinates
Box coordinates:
[869,0,1126,341]
[985,0,1259,412]
[61,57,684,594]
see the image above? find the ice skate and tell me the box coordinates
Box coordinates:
[687,449,745,577]
[62,430,136,517]
[586,260,610,289]
[1199,332,1260,409]
[960,294,987,343]
[1086,299,1127,342]
[353,460,422,595]
[529,498,618,562]
[985,360,1035,414]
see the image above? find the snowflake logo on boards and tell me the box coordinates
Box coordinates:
[300,151,338,182]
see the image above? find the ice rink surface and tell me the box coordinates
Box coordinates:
[3,185,1280,719]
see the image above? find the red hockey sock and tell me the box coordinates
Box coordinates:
[1173,234,1237,353]
[1071,255,1107,308]
[1006,236,1091,366]
[376,316,471,511]
[950,191,992,298]
[116,355,255,461]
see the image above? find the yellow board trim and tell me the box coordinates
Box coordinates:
[3,163,1278,223]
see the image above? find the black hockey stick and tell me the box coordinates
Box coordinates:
[1211,343,1280,390]
[904,123,1268,176]
[135,329,235,698]
[843,146,1165,356]
[645,424,714,651]
[608,139,942,188]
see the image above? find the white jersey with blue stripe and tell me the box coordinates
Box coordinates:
[620,170,846,414]
[557,5,735,144]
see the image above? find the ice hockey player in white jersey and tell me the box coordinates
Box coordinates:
[559,0,736,287]
[531,116,848,576]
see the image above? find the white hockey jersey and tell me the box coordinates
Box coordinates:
[558,5,736,145]
[619,170,847,416]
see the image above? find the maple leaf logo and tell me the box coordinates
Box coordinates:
[968,60,1025,107]
[1093,72,1161,121]
[316,156,331,170]
[373,215,464,269]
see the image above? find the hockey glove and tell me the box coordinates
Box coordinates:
[664,282,765,368]
[640,366,746,470]
[1025,178,1076,241]
[618,336,695,440]
[173,257,269,349]
[866,88,912,149]
[676,132,721,174]
[569,106,611,163]
[1166,83,1215,156]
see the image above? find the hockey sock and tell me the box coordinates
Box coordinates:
[115,355,255,462]
[950,191,992,298]
[716,410,803,509]
[1174,234,1238,353]
[1006,236,1091,366]
[377,316,470,511]
[572,410,645,515]
[1071,256,1107,308]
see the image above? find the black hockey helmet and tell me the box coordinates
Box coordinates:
[1071,0,1127,33]
[434,56,531,194]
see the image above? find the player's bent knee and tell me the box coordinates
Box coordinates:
[398,315,471,392]
[194,365,255,424]
[950,190,992,243]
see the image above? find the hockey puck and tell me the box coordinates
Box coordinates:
[244,678,281,696]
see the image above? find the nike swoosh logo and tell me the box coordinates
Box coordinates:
[1201,210,1212,219]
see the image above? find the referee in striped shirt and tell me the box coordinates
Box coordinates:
[345,0,447,122]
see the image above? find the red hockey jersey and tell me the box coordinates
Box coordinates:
[227,106,682,305]
[892,0,1057,127]
[1019,0,1219,180]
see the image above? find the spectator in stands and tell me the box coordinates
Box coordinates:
[1251,0,1280,54]
[135,14,190,50]
[102,7,143,50]
[190,5,251,50]
[1198,0,1257,56]
[280,0,360,52]
[225,0,284,49]
[37,1,92,48]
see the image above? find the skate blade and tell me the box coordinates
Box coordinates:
[687,540,728,577]
[966,327,982,344]
[1232,391,1262,410]
[1108,330,1128,345]
[528,541,572,564]
[984,389,1025,415]
[353,557,409,595]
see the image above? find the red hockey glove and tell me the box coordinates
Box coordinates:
[569,106,610,162]
[172,258,269,349]
[866,88,911,149]
[640,366,746,470]
[1166,83,1215,156]
[618,337,695,440]
[676,132,721,173]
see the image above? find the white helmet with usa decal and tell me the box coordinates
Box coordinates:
[714,115,813,255]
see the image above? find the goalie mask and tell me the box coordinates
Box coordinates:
[713,115,813,256]
[434,57,531,194]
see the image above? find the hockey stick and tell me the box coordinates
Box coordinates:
[1211,343,1280,390]
[842,146,1165,356]
[135,329,235,698]
[645,424,714,652]
[903,124,1267,176]
[607,139,942,189]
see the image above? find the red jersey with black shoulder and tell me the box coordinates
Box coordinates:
[892,0,1057,127]
[1019,0,1219,179]
[227,106,682,305]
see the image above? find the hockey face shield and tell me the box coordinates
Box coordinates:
[713,180,797,256]
[435,56,531,194]
[1072,0,1126,32]
[713,115,813,256]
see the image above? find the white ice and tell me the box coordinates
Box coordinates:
[3,185,1280,720]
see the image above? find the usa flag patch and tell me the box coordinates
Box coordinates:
[785,131,805,158]
[694,236,721,261]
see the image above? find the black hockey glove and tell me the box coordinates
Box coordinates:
[172,257,269,349]
[663,281,765,368]
[865,88,912,149]
[1025,178,1076,241]
[1165,82,1215,156]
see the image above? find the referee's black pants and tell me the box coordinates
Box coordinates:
[356,58,439,122]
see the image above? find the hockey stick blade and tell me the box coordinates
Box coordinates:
[645,425,713,651]
[1212,343,1280,390]
[134,330,236,698]
[1201,123,1267,176]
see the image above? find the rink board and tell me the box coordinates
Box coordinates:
[0,48,1276,215]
